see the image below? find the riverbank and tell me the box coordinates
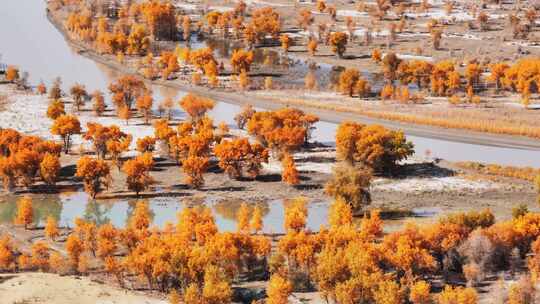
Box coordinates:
[45,7,540,151]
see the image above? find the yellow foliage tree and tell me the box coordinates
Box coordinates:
[75,156,111,198]
[267,274,292,304]
[122,153,154,196]
[329,32,348,58]
[281,153,299,185]
[51,115,81,153]
[40,153,61,186]
[47,99,66,120]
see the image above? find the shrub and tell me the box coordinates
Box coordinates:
[325,163,372,211]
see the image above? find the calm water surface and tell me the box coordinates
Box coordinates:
[0,192,331,233]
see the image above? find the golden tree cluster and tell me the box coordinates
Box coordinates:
[0,129,62,190]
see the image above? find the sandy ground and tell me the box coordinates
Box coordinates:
[0,272,166,304]
[0,85,153,154]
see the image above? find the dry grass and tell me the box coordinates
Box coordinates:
[456,162,540,182]
[259,93,540,139]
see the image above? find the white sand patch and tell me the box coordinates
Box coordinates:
[241,0,293,7]
[263,149,335,175]
[251,90,350,106]
[0,272,166,304]
[173,3,199,10]
[336,10,369,18]
[351,27,389,38]
[444,32,482,40]
[174,3,234,13]
[373,176,498,193]
[506,41,540,49]
[346,27,430,39]
[405,7,506,23]
[406,11,473,22]
[296,91,342,99]
[209,6,234,12]
[382,53,433,62]
[398,32,431,38]
[0,86,52,139]
[397,54,434,61]
[0,86,157,154]
[262,159,282,174]
[287,32,307,39]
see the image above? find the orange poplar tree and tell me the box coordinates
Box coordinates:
[136,136,156,153]
[339,68,360,97]
[47,99,66,120]
[267,274,293,304]
[329,32,348,58]
[280,34,292,52]
[109,75,147,110]
[230,49,254,74]
[75,156,111,198]
[92,90,106,116]
[36,81,47,95]
[136,94,154,124]
[31,241,50,271]
[5,66,19,83]
[96,223,118,259]
[214,138,269,180]
[51,114,81,153]
[65,233,84,270]
[180,94,215,123]
[39,153,61,186]
[182,156,209,189]
[281,153,299,185]
[250,205,264,233]
[122,153,154,195]
[0,235,16,271]
[70,83,88,111]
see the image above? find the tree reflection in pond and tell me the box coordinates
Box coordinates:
[0,191,330,233]
[0,194,62,226]
[212,199,270,222]
[125,199,155,228]
[83,200,112,226]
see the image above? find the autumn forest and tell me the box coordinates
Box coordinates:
[2,0,540,303]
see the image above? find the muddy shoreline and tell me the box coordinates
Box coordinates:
[45,9,540,151]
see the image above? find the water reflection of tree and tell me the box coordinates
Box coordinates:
[125,199,155,227]
[0,194,62,226]
[83,200,112,226]
[212,199,270,222]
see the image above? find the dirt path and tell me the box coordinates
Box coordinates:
[0,272,167,304]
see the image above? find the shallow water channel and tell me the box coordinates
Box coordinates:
[0,192,441,233]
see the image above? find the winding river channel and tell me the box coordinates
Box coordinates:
[0,0,538,231]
